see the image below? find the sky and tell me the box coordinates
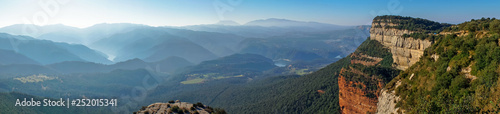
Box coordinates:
[0,0,499,28]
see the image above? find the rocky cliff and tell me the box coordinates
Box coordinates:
[370,19,433,70]
[370,17,431,114]
[135,100,222,114]
[338,67,383,114]
[337,16,448,114]
[370,16,450,114]
[337,39,399,114]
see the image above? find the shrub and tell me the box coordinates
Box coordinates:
[171,106,180,112]
[195,102,204,108]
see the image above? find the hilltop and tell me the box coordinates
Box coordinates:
[135,100,226,114]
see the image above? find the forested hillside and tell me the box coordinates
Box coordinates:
[386,18,500,113]
[144,37,400,113]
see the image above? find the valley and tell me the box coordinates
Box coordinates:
[0,18,368,113]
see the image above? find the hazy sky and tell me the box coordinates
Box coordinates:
[0,0,499,28]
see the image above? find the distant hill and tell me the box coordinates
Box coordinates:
[89,28,171,60]
[0,49,39,65]
[90,28,224,63]
[0,22,365,66]
[245,18,349,30]
[54,43,112,64]
[151,56,194,73]
[0,64,58,75]
[237,28,369,64]
[0,24,80,38]
[143,37,219,63]
[181,25,291,38]
[46,57,193,74]
[0,23,147,45]
[35,28,83,44]
[182,18,356,38]
[161,27,246,57]
[0,33,83,64]
[182,53,276,73]
[0,33,110,64]
[177,53,276,84]
[215,20,240,26]
[83,23,148,43]
[46,61,105,74]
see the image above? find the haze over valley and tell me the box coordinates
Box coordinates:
[0,18,370,113]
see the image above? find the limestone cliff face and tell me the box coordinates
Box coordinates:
[370,20,433,70]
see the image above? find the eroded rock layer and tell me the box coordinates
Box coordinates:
[370,19,433,70]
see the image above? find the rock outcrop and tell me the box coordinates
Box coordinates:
[376,89,400,114]
[370,19,433,70]
[135,100,213,114]
[376,80,402,114]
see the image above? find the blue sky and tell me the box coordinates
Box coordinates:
[0,0,498,28]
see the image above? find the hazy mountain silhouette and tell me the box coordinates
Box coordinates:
[0,64,58,75]
[150,56,194,73]
[0,33,110,64]
[161,28,245,57]
[215,20,240,26]
[182,18,354,38]
[0,23,147,45]
[0,49,39,65]
[0,24,79,38]
[143,37,219,63]
[90,27,220,63]
[46,57,193,74]
[0,20,364,65]
[245,18,343,28]
[82,23,148,44]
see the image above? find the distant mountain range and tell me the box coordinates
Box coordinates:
[0,18,369,77]
[0,49,39,65]
[0,23,147,45]
[0,33,111,65]
[245,18,346,28]
[182,18,354,38]
[47,56,193,74]
[0,18,373,114]
[215,20,240,26]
